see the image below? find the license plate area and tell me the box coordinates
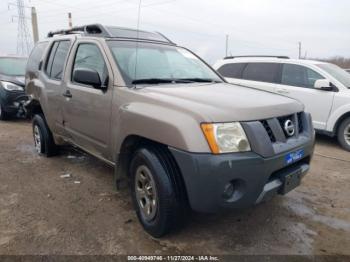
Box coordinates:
[285,149,304,165]
[279,168,302,195]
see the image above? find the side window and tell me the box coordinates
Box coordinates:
[281,64,324,88]
[306,67,325,87]
[27,42,48,72]
[217,63,246,78]
[45,41,70,80]
[50,41,71,80]
[242,63,279,83]
[72,43,108,86]
[45,42,59,76]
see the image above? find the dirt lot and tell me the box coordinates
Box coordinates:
[0,119,349,255]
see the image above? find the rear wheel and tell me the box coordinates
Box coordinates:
[337,117,350,152]
[130,145,187,238]
[32,114,58,157]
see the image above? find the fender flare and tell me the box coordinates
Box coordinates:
[327,105,350,133]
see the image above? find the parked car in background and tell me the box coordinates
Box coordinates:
[0,55,28,120]
[25,24,314,237]
[214,56,350,151]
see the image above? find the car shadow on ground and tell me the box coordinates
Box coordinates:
[315,134,339,148]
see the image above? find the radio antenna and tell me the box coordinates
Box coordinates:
[133,0,142,87]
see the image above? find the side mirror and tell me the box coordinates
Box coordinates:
[73,68,103,89]
[314,79,333,91]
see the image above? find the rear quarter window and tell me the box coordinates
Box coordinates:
[242,63,280,83]
[217,63,246,78]
[27,42,48,72]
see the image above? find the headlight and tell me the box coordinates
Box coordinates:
[201,122,251,154]
[1,81,24,91]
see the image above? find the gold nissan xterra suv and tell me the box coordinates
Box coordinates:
[25,24,315,237]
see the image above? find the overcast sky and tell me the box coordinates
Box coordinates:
[0,0,349,63]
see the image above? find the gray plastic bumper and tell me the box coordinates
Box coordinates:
[169,142,314,213]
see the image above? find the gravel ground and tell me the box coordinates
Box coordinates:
[0,119,349,256]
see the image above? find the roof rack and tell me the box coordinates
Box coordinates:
[47,24,175,44]
[224,55,290,60]
[47,24,108,38]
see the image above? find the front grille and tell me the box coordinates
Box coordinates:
[260,120,276,142]
[259,112,304,143]
[297,112,303,133]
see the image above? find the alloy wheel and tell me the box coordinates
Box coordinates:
[135,165,158,222]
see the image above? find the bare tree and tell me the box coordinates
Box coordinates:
[313,56,350,69]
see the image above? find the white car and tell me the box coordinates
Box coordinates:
[213,56,350,151]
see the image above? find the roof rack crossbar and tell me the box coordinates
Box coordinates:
[224,55,290,60]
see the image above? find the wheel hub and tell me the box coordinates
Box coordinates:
[135,165,158,221]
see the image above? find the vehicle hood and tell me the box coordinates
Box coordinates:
[136,83,304,122]
[0,74,25,87]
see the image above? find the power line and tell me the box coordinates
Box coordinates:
[143,4,299,49]
[34,0,130,17]
[37,0,171,21]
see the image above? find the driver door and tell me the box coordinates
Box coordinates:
[62,41,113,160]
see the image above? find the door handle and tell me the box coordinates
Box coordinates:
[62,90,72,98]
[276,88,289,94]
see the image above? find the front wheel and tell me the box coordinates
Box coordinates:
[130,145,187,238]
[337,117,350,152]
[32,114,58,157]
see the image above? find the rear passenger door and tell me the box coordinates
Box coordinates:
[62,41,113,160]
[42,40,71,135]
[239,63,280,93]
[276,64,334,130]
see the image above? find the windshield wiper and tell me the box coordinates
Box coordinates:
[178,78,221,83]
[131,78,221,85]
[132,78,174,85]
[132,78,199,85]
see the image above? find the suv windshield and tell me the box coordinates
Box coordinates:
[107,41,222,86]
[317,63,350,88]
[0,57,27,76]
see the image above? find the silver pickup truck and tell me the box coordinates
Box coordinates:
[25,24,315,237]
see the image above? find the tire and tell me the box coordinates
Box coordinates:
[0,102,9,121]
[129,145,187,238]
[32,114,58,157]
[337,117,350,152]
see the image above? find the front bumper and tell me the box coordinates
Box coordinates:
[0,88,26,115]
[169,141,314,213]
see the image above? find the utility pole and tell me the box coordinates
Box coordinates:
[68,12,72,29]
[225,34,229,57]
[298,42,302,59]
[31,6,39,43]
